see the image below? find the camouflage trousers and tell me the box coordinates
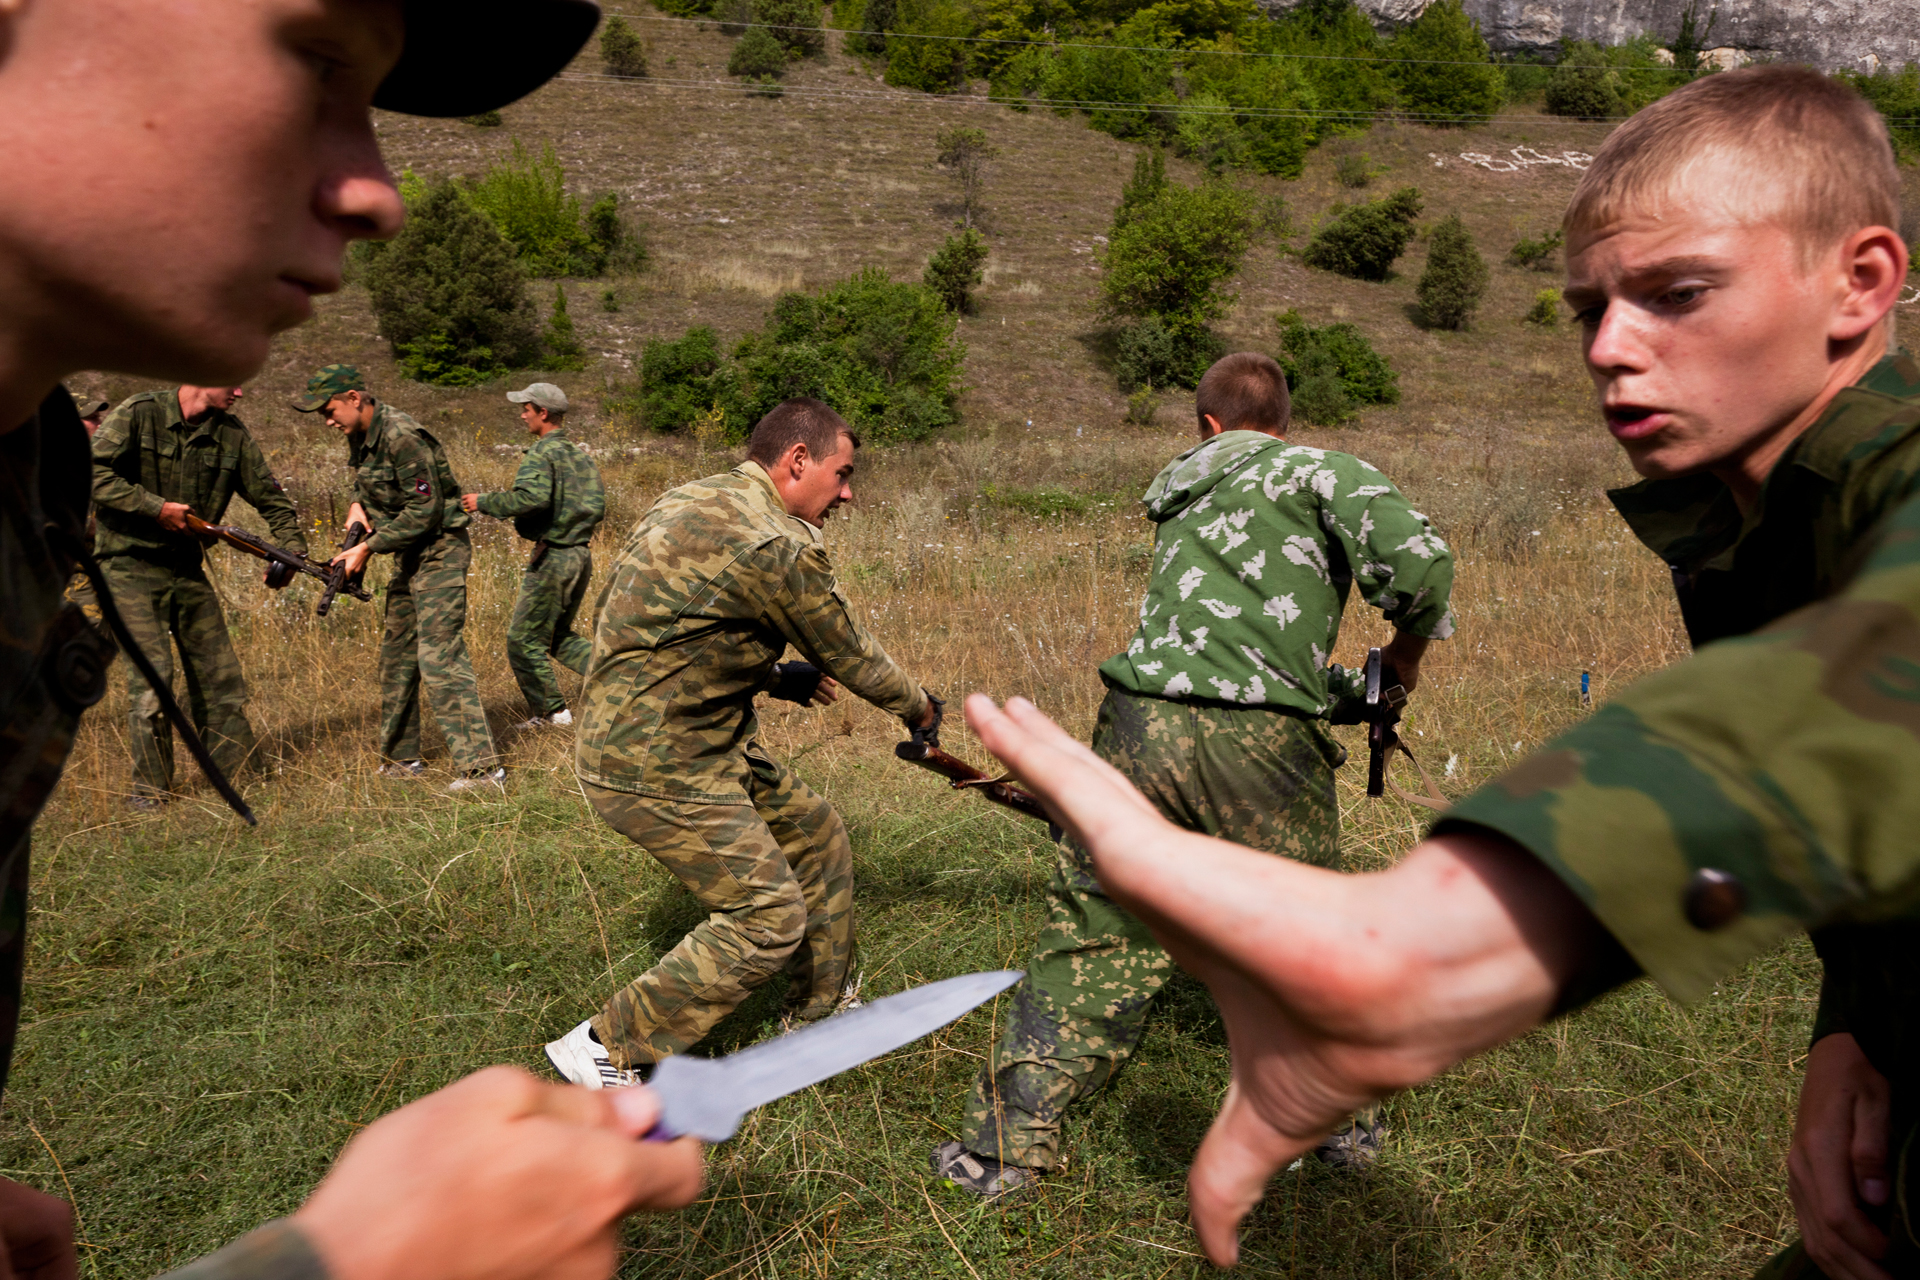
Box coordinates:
[961,685,1363,1171]
[506,543,593,718]
[583,747,854,1068]
[100,555,256,797]
[378,530,497,773]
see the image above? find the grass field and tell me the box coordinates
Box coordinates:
[23,10,1920,1278]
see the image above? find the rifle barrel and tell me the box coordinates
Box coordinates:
[894,741,1049,821]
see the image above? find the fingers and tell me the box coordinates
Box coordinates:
[810,678,842,707]
[1188,1083,1318,1269]
[1853,1064,1892,1208]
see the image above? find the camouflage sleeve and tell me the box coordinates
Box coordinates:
[1321,456,1456,639]
[153,1220,329,1280]
[762,543,929,723]
[476,442,553,520]
[89,401,164,519]
[1440,489,1920,1005]
[364,431,445,555]
[236,434,307,557]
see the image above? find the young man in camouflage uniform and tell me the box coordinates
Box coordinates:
[965,67,1920,1277]
[295,366,503,793]
[547,397,940,1087]
[933,352,1455,1196]
[90,385,306,806]
[0,3,704,1279]
[461,382,606,730]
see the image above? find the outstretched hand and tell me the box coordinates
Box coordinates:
[963,694,1604,1267]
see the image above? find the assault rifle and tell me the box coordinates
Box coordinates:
[185,513,372,614]
[1359,647,1447,811]
[316,521,369,617]
[895,740,1050,821]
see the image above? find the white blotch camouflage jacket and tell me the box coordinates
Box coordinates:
[1098,430,1455,716]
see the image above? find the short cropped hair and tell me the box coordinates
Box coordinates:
[1195,352,1290,434]
[746,398,860,468]
[1564,65,1900,264]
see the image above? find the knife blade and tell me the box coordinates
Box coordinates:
[647,968,1023,1142]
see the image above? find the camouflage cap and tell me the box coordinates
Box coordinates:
[69,391,109,418]
[291,365,367,412]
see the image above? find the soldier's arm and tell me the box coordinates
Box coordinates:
[475,442,554,519]
[762,543,929,723]
[89,401,165,517]
[1323,457,1456,642]
[362,433,445,555]
[235,432,308,557]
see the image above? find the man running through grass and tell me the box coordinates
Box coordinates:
[932,351,1456,1197]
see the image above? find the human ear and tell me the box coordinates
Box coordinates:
[1829,225,1909,344]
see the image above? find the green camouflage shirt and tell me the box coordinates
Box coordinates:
[91,391,306,561]
[474,428,606,547]
[349,402,468,556]
[1099,431,1455,715]
[576,461,929,804]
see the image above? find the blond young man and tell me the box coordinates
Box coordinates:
[965,66,1917,1279]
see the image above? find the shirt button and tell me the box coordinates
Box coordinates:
[1683,868,1747,931]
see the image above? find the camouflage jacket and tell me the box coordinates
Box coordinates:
[91,391,306,562]
[1099,432,1455,716]
[349,402,468,556]
[475,427,606,547]
[576,461,929,804]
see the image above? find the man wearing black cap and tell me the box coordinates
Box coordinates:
[0,4,701,1280]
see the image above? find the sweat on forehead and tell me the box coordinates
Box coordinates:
[1563,65,1900,265]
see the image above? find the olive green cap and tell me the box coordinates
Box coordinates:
[291,364,367,412]
[69,392,109,418]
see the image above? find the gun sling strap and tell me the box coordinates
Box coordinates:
[1379,736,1449,812]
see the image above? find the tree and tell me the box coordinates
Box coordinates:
[1544,44,1627,121]
[1417,213,1489,330]
[600,16,649,77]
[465,141,604,277]
[845,0,893,55]
[923,229,989,312]
[1101,183,1252,338]
[934,126,996,228]
[543,284,586,370]
[1301,186,1422,281]
[728,26,788,77]
[364,180,539,386]
[1112,148,1167,233]
[633,326,739,432]
[755,0,825,56]
[1273,308,1399,424]
[1386,0,1504,126]
[886,0,973,91]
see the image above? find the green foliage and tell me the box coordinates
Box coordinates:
[1544,38,1694,121]
[1670,0,1716,72]
[1509,226,1564,269]
[543,284,587,371]
[585,193,646,274]
[935,127,996,227]
[652,0,713,15]
[729,26,790,78]
[923,229,989,313]
[844,0,893,55]
[465,141,605,277]
[1526,287,1561,326]
[1253,192,1294,240]
[885,0,973,91]
[1101,182,1252,335]
[600,16,650,76]
[365,180,538,386]
[463,110,504,127]
[1334,151,1373,188]
[983,484,1102,515]
[1113,315,1223,390]
[1417,213,1489,330]
[1273,309,1399,425]
[1125,385,1159,424]
[1301,186,1422,281]
[1838,63,1920,159]
[1112,148,1168,233]
[756,0,827,55]
[718,0,753,35]
[750,74,787,97]
[633,326,740,432]
[601,288,621,312]
[1386,0,1504,126]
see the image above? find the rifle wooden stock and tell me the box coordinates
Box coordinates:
[316,521,370,618]
[184,513,373,611]
[894,741,1049,821]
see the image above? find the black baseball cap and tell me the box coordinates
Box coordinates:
[374,1,602,118]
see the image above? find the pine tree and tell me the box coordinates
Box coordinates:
[544,283,586,371]
[923,229,988,312]
[1387,0,1504,127]
[600,16,649,77]
[1112,147,1167,234]
[1417,213,1489,330]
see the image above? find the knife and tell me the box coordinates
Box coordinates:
[646,968,1023,1142]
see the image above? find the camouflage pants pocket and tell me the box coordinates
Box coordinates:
[101,557,256,797]
[583,759,852,1067]
[378,532,497,771]
[506,544,593,716]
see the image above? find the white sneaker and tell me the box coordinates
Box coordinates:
[511,715,551,730]
[377,759,427,779]
[544,1019,642,1089]
[550,708,573,727]
[447,767,506,794]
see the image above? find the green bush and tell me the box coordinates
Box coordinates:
[1839,63,1920,158]
[635,326,740,432]
[718,0,753,35]
[885,0,972,91]
[1417,213,1489,330]
[1101,182,1252,336]
[844,0,892,55]
[1544,44,1627,120]
[1509,227,1564,269]
[1387,0,1504,126]
[465,141,604,277]
[584,193,646,274]
[600,16,649,77]
[755,0,826,55]
[365,180,538,386]
[923,229,988,313]
[1525,288,1561,326]
[1112,148,1168,234]
[1113,316,1223,391]
[750,74,787,98]
[1126,385,1159,424]
[1301,186,1422,281]
[463,110,503,127]
[1334,151,1372,188]
[652,0,713,15]
[542,285,587,371]
[729,27,789,78]
[1273,309,1398,423]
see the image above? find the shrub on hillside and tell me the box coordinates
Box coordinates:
[1112,148,1168,233]
[1525,288,1561,326]
[924,229,988,313]
[464,110,504,127]
[845,0,892,55]
[756,0,826,55]
[1273,309,1398,425]
[1386,0,1503,126]
[1839,62,1920,158]
[601,16,649,77]
[1418,213,1489,329]
[585,193,647,273]
[1544,44,1627,120]
[365,180,538,386]
[729,27,789,78]
[1301,186,1422,281]
[635,327,740,432]
[885,0,973,91]
[1113,316,1224,391]
[543,284,586,371]
[1334,151,1373,188]
[1101,183,1253,338]
[466,141,604,277]
[1508,227,1563,269]
[652,0,713,15]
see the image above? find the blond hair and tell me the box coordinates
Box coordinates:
[1565,65,1900,263]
